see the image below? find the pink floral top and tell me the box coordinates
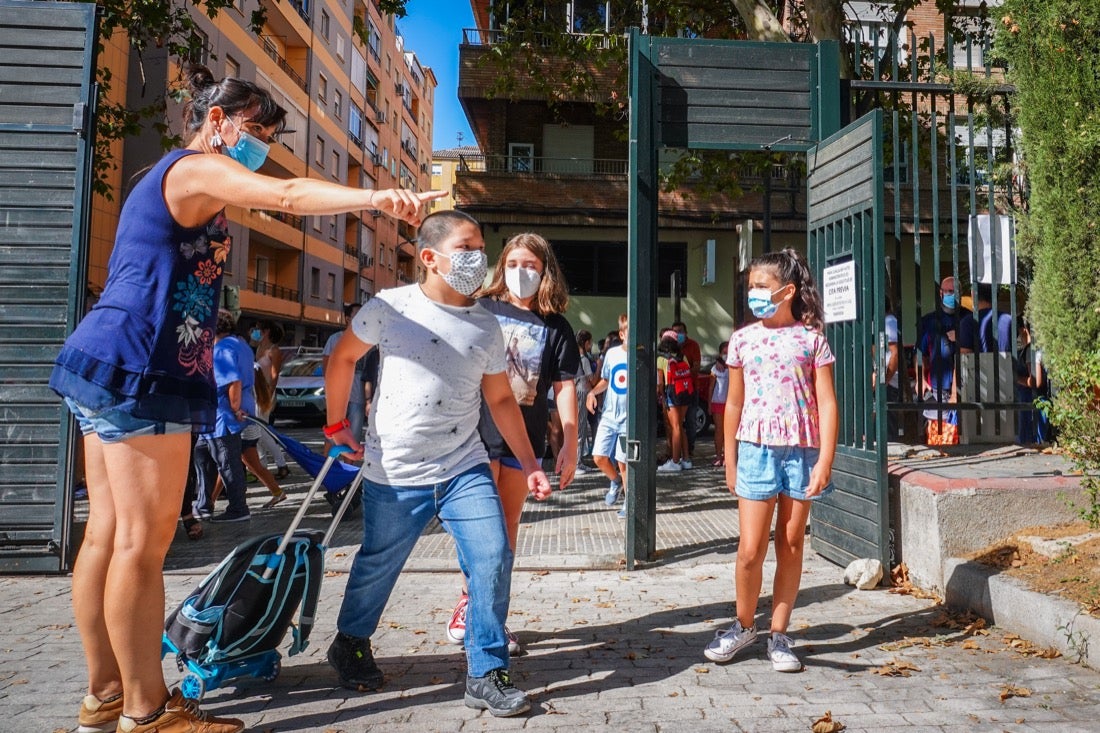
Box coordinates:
[727,322,834,447]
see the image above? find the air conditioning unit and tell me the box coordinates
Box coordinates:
[368,151,382,166]
[395,82,405,95]
[420,163,429,173]
[376,109,386,123]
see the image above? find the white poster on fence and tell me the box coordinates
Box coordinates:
[968,214,1016,285]
[822,260,858,323]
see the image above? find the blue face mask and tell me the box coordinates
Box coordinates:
[941,293,958,311]
[676,333,686,345]
[250,328,263,342]
[223,118,270,172]
[748,286,785,319]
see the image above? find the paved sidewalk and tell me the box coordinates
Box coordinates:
[4,437,1100,731]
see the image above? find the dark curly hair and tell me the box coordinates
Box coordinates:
[182,64,287,142]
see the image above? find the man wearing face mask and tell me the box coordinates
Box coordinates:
[322,210,552,718]
[915,276,972,438]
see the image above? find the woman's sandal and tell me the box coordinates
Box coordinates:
[263,491,287,509]
[274,466,291,480]
[183,517,203,541]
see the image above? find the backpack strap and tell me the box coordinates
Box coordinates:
[289,539,322,656]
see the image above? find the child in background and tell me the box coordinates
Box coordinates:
[586,314,629,516]
[709,341,730,466]
[704,248,838,673]
[656,329,693,473]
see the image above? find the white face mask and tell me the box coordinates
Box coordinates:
[432,249,488,296]
[505,266,542,300]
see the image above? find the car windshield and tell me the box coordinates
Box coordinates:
[281,358,323,378]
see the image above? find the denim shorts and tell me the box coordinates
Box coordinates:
[735,441,833,502]
[591,420,626,464]
[64,396,191,444]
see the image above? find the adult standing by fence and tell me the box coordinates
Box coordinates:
[48,64,439,733]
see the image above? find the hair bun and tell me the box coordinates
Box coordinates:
[186,64,217,97]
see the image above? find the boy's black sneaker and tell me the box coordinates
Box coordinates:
[327,632,384,691]
[464,669,530,717]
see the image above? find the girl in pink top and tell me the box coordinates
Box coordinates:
[703,248,838,673]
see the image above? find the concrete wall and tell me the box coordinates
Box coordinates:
[890,454,1088,592]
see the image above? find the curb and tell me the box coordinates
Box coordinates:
[944,556,1099,671]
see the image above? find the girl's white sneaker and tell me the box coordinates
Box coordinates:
[767,632,802,672]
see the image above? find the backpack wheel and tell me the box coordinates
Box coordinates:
[262,658,281,682]
[180,673,206,700]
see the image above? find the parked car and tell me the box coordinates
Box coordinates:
[273,356,326,424]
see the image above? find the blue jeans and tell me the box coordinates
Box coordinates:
[337,464,513,677]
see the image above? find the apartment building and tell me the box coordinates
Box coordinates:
[429,145,483,212]
[94,0,436,346]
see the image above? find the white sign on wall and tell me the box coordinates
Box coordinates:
[823,260,858,323]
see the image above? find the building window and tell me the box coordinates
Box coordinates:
[552,240,688,298]
[313,215,322,231]
[320,9,330,40]
[315,136,325,166]
[508,143,534,173]
[333,89,343,119]
[317,73,328,103]
[225,55,240,80]
[329,215,337,239]
[310,267,321,296]
[186,28,209,65]
[336,33,346,61]
[367,19,381,61]
[326,272,336,301]
[331,150,340,179]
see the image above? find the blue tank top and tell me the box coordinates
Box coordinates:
[50,149,231,431]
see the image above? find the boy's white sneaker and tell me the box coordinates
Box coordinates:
[703,620,757,663]
[767,633,802,672]
[656,459,682,473]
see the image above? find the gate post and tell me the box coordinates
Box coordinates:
[625,28,659,567]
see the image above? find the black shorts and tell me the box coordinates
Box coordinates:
[665,386,693,408]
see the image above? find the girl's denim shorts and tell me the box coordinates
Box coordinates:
[735,440,834,501]
[65,396,191,444]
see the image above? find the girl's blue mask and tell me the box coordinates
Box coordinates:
[224,118,270,171]
[747,286,786,319]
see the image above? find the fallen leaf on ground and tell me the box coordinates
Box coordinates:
[811,710,846,732]
[962,639,980,650]
[870,659,920,677]
[694,667,710,674]
[999,684,1031,702]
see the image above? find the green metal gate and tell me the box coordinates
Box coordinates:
[0,0,99,572]
[806,110,890,570]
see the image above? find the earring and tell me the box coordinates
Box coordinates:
[210,130,223,149]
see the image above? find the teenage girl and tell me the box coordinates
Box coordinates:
[656,329,693,472]
[704,248,838,672]
[709,340,730,466]
[446,232,579,654]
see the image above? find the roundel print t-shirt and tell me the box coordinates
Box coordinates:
[600,344,629,431]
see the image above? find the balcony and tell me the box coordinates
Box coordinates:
[288,0,310,23]
[247,277,299,302]
[344,241,358,257]
[462,28,618,50]
[474,154,627,177]
[256,209,304,230]
[260,36,307,91]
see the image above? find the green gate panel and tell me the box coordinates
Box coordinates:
[654,37,839,151]
[0,0,98,573]
[807,110,890,574]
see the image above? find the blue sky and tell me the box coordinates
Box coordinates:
[397,0,476,151]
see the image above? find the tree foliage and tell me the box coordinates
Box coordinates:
[997,0,1100,523]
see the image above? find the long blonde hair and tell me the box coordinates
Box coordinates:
[479,232,570,316]
[253,363,274,415]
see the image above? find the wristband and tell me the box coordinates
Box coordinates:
[323,418,350,438]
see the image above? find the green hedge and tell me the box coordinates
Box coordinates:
[998,1,1100,524]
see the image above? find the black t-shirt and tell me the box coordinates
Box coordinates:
[477,298,579,459]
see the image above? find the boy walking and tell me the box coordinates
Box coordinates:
[323,210,551,717]
[585,314,629,516]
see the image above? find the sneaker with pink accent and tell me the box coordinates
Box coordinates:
[505,625,522,656]
[446,594,468,644]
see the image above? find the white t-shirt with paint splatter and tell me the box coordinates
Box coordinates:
[350,285,506,485]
